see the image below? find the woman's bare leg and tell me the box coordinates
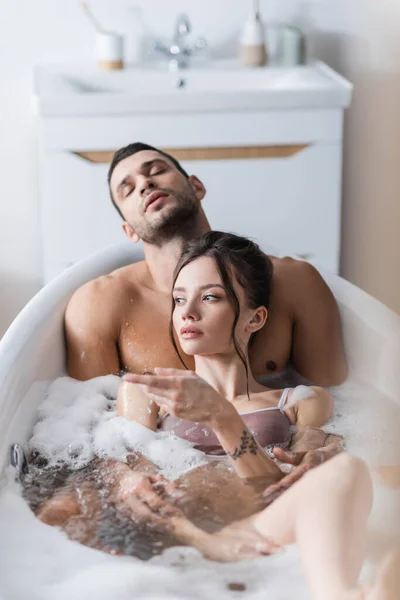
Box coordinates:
[208,453,377,599]
[251,453,373,599]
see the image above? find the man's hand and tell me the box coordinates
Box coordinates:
[110,468,185,528]
[263,442,343,506]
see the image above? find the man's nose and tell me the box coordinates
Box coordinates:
[139,177,155,197]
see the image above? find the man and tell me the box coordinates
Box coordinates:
[65,142,347,386]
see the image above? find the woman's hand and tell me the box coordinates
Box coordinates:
[123,368,233,428]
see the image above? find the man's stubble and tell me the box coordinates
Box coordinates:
[133,184,201,246]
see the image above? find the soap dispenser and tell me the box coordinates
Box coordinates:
[239,0,266,67]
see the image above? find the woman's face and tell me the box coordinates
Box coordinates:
[172,256,262,357]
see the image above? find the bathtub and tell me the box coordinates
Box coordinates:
[0,242,399,599]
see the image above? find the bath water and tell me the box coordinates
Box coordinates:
[0,375,399,599]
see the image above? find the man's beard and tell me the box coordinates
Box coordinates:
[133,185,200,246]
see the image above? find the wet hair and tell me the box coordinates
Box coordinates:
[169,231,273,398]
[107,142,190,219]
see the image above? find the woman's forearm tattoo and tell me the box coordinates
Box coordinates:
[228,430,258,460]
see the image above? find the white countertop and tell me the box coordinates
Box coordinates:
[33,60,353,117]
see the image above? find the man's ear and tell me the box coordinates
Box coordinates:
[188,175,206,201]
[247,306,268,334]
[122,222,140,244]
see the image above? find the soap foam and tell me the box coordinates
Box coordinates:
[285,385,317,409]
[29,376,209,479]
[326,379,400,467]
[0,375,399,599]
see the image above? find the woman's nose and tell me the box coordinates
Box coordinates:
[182,303,199,322]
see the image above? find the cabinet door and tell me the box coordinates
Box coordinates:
[40,142,342,281]
[189,142,342,272]
[40,151,123,281]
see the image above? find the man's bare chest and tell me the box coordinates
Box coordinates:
[117,295,194,373]
[248,307,293,378]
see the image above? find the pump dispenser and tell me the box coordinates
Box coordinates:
[239,0,266,67]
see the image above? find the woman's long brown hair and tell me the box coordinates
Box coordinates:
[169,231,273,400]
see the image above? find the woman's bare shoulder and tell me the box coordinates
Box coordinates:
[234,387,286,412]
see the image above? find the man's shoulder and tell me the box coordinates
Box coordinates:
[65,260,147,325]
[268,256,330,310]
[270,256,323,288]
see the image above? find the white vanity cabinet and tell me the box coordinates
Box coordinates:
[34,61,352,281]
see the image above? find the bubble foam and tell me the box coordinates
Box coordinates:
[0,375,399,599]
[29,376,209,479]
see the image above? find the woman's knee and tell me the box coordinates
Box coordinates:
[330,452,368,476]
[319,453,372,495]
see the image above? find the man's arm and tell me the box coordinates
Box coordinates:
[65,278,121,380]
[262,428,345,505]
[288,260,348,386]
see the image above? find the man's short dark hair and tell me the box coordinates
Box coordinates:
[107,142,190,220]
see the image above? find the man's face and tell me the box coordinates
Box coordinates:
[110,150,204,245]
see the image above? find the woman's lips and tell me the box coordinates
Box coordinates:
[180,328,203,339]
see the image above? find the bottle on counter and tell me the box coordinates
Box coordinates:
[280,26,305,66]
[239,0,266,67]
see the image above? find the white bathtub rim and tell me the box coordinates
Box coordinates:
[0,242,143,385]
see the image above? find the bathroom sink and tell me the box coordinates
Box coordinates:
[33,60,352,116]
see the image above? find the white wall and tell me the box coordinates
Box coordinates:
[338,2,400,315]
[1,0,394,339]
[307,1,400,315]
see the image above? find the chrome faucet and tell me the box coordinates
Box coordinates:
[153,13,207,70]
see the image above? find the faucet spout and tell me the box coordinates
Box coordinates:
[153,13,207,70]
[173,13,191,45]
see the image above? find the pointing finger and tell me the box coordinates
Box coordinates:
[154,368,192,377]
[123,373,181,390]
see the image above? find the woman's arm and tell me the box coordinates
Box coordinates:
[289,386,334,430]
[211,403,282,480]
[123,369,282,482]
[116,381,159,431]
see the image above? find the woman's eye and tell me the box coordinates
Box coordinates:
[174,296,185,305]
[203,294,219,302]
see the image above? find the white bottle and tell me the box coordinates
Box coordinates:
[239,0,266,67]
